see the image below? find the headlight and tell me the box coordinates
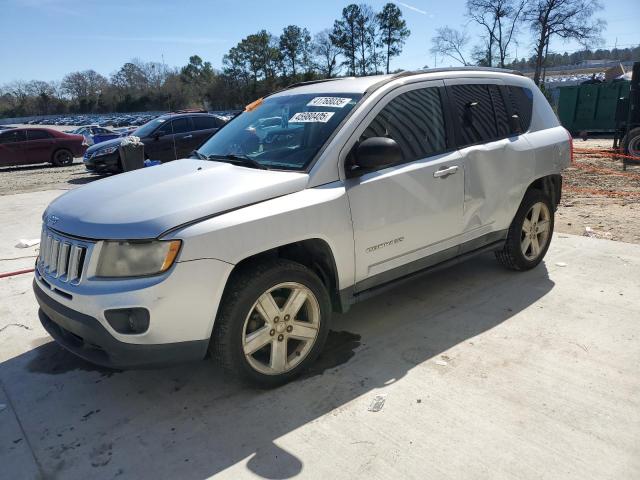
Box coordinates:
[94,145,118,157]
[95,240,181,277]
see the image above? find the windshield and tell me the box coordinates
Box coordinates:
[197,93,362,170]
[133,117,167,138]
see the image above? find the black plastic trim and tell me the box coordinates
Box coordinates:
[338,230,508,310]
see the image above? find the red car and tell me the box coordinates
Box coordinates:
[0,128,87,167]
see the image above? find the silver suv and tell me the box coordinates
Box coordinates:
[34,68,571,386]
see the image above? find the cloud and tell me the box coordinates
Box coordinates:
[393,1,428,15]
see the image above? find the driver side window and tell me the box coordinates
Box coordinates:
[360,87,448,163]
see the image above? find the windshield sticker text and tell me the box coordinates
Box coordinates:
[307,97,353,108]
[290,111,335,123]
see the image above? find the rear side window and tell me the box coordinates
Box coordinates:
[170,117,191,134]
[27,130,51,140]
[506,86,533,133]
[361,87,448,163]
[450,84,498,147]
[192,116,219,130]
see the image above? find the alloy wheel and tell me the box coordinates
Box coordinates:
[242,282,320,375]
[520,201,551,261]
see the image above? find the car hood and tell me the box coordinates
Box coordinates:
[45,159,309,239]
[85,137,121,153]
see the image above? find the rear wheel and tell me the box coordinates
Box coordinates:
[623,127,640,158]
[496,190,554,271]
[51,149,73,167]
[211,259,331,387]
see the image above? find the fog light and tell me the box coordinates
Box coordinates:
[105,308,150,334]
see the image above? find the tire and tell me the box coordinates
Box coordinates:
[51,149,73,167]
[211,259,332,388]
[495,189,554,271]
[623,127,640,158]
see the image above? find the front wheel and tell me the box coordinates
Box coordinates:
[211,259,331,387]
[496,190,554,271]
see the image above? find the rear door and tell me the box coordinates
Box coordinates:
[191,115,221,150]
[25,129,55,164]
[444,79,534,236]
[0,129,27,166]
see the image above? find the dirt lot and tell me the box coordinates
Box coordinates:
[556,137,640,244]
[1,131,638,243]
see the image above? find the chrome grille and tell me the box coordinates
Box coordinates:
[38,227,89,284]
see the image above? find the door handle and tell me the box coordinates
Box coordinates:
[433,166,459,178]
[181,135,193,139]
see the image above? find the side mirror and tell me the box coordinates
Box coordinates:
[509,114,522,134]
[354,137,402,170]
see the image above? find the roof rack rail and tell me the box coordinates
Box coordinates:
[364,66,523,95]
[169,108,209,114]
[283,77,353,91]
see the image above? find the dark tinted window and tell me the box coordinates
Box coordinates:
[506,86,533,132]
[361,87,447,163]
[192,116,219,130]
[27,130,51,140]
[0,130,27,143]
[489,85,510,138]
[169,117,191,134]
[451,84,498,147]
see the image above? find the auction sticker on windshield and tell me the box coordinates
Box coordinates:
[290,112,335,123]
[307,97,352,108]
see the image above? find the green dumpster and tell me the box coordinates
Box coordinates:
[558,81,630,134]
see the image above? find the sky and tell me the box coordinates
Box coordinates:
[0,0,638,84]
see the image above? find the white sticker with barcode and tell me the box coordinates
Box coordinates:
[290,111,335,123]
[307,97,352,108]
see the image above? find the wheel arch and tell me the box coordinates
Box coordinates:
[525,174,562,210]
[227,238,345,313]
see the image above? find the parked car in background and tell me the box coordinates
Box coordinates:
[66,125,122,146]
[83,112,227,173]
[0,127,87,167]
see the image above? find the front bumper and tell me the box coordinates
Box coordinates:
[83,151,120,172]
[34,280,209,369]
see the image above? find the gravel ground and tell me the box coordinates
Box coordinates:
[555,136,640,244]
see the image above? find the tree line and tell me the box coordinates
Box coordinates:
[0,3,409,118]
[0,0,634,119]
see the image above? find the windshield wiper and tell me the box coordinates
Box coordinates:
[190,150,208,160]
[207,154,267,170]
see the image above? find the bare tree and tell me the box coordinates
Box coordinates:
[430,27,472,66]
[466,0,527,68]
[525,0,605,85]
[313,30,341,78]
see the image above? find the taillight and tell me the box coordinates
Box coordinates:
[565,128,574,164]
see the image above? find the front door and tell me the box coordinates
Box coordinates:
[345,82,465,290]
